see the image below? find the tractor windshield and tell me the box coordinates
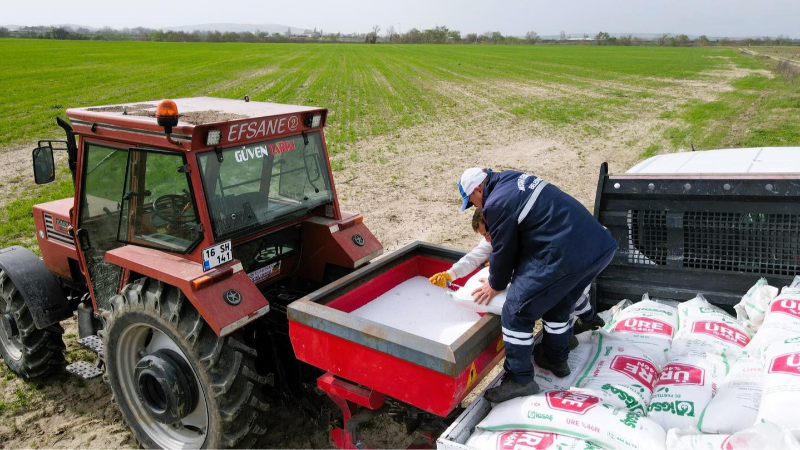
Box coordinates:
[198,131,333,239]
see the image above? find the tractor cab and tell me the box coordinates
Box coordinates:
[32,97,382,325]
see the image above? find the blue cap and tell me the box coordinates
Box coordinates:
[458,167,488,212]
[459,182,471,212]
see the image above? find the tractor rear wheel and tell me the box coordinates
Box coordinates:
[101,277,270,449]
[0,270,65,380]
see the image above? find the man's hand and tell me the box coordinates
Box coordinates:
[471,278,499,305]
[429,271,452,288]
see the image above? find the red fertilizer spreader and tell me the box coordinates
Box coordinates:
[288,242,505,448]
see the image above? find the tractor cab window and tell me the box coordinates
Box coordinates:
[117,149,201,253]
[198,131,333,239]
[78,143,129,308]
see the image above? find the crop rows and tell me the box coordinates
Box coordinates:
[1,40,799,250]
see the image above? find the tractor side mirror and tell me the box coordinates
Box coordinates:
[32,146,55,185]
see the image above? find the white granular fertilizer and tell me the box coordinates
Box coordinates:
[350,276,481,345]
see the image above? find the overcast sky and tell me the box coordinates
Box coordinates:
[4,0,799,37]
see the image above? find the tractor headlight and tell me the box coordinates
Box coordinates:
[304,114,322,128]
[206,128,221,146]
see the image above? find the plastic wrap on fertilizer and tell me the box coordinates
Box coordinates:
[670,295,752,358]
[744,284,800,358]
[573,332,661,416]
[465,429,594,450]
[603,295,678,365]
[647,351,728,431]
[666,423,800,450]
[756,336,800,434]
[698,357,763,434]
[451,267,508,315]
[734,278,778,334]
[475,390,666,450]
[597,299,633,324]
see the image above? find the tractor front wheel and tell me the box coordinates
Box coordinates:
[0,270,65,380]
[101,278,269,449]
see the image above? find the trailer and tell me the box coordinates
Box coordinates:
[436,147,800,448]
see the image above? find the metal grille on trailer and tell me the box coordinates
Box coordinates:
[683,211,800,276]
[593,164,800,310]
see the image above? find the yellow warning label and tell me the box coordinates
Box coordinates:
[496,338,505,352]
[467,362,477,387]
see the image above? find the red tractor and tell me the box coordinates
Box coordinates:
[0,97,383,448]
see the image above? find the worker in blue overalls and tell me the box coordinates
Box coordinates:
[428,207,602,351]
[458,167,617,403]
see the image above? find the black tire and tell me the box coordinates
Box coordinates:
[0,269,65,380]
[100,277,270,449]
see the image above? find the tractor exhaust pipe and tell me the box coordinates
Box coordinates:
[56,117,79,185]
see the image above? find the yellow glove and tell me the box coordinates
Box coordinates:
[429,271,452,288]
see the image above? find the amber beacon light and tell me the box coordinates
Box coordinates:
[155,99,181,146]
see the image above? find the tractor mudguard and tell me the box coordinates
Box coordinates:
[104,245,270,337]
[0,246,72,328]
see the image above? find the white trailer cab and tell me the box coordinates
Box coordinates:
[437,147,800,449]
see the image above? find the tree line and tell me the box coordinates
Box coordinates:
[0,25,797,47]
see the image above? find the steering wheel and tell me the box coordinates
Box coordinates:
[152,194,192,224]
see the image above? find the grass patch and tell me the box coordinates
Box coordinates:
[511,100,599,124]
[509,97,624,125]
[732,74,773,90]
[0,167,74,251]
[0,382,41,414]
[640,143,661,159]
[330,159,344,172]
[682,99,740,124]
[741,124,800,147]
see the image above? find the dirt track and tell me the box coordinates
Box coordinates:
[0,58,768,449]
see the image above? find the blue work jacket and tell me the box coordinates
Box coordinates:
[482,171,617,305]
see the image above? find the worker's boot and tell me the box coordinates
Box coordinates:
[568,334,579,350]
[533,345,571,378]
[573,315,605,336]
[544,335,578,352]
[484,374,540,404]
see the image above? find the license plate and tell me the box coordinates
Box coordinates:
[202,241,232,271]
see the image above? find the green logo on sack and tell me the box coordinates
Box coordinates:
[527,411,554,421]
[648,400,695,416]
[620,412,640,429]
[601,384,644,415]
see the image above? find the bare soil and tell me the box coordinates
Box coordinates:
[0,60,767,449]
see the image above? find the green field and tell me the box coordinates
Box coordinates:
[1,39,800,249]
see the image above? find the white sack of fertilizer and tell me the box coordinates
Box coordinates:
[699,357,763,434]
[734,278,778,333]
[671,295,751,358]
[755,336,800,434]
[647,351,728,431]
[744,284,800,358]
[666,423,800,450]
[573,332,661,416]
[603,295,678,364]
[452,267,507,315]
[475,390,666,450]
[465,429,591,450]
